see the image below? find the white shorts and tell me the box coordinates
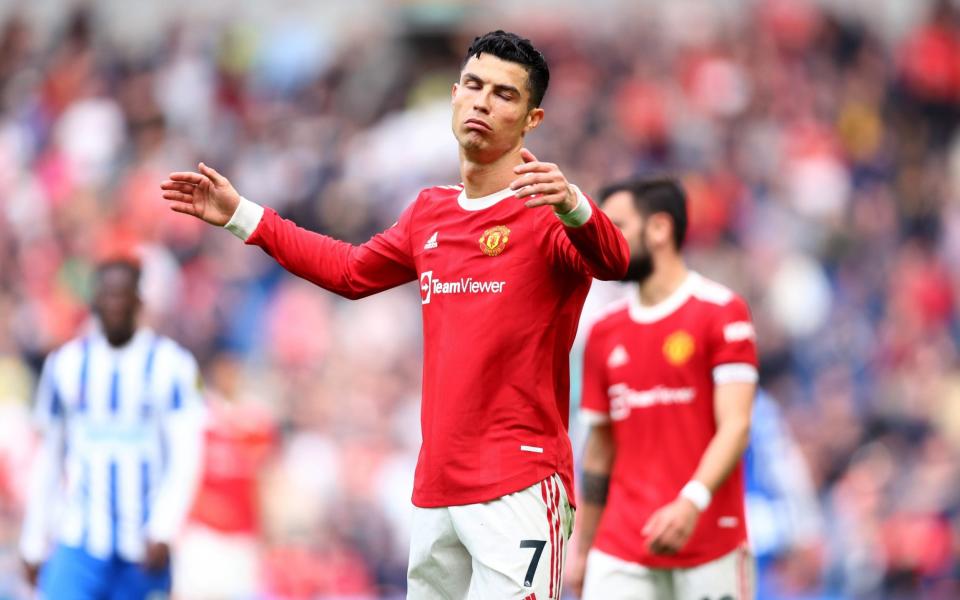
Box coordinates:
[408,474,573,600]
[173,524,261,599]
[582,545,755,600]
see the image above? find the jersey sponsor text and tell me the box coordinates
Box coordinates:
[420,270,506,305]
[608,383,696,420]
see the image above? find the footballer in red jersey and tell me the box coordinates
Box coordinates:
[162,31,628,599]
[176,356,277,598]
[568,179,758,600]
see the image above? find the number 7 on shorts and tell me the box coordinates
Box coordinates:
[520,539,546,587]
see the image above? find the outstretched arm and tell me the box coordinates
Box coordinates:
[510,150,628,280]
[162,165,417,299]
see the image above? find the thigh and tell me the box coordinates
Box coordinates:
[452,474,572,600]
[109,560,171,600]
[582,548,673,600]
[39,545,109,600]
[674,545,755,600]
[407,505,472,600]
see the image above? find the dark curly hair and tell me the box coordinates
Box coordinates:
[463,30,550,108]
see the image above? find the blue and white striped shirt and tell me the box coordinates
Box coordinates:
[20,326,205,563]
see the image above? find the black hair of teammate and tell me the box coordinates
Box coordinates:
[599,178,688,250]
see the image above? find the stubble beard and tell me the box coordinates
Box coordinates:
[457,130,505,164]
[622,252,654,283]
[459,133,485,152]
[622,231,655,283]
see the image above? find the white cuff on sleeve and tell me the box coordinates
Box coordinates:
[580,408,611,426]
[712,363,759,385]
[680,480,712,511]
[555,184,593,228]
[224,196,265,241]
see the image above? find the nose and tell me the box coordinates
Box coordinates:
[473,89,491,114]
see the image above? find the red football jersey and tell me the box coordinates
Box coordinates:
[190,398,277,534]
[581,272,758,568]
[245,185,628,507]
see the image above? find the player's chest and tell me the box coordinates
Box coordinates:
[55,353,169,430]
[602,320,712,420]
[606,317,712,375]
[410,211,545,278]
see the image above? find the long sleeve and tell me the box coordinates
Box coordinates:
[228,196,418,300]
[19,356,65,564]
[548,187,629,280]
[580,324,612,425]
[145,352,206,544]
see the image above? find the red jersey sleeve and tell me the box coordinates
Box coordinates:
[548,194,629,280]
[580,323,611,424]
[708,296,759,385]
[247,198,418,300]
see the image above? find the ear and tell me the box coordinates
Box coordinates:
[647,213,673,248]
[523,107,544,135]
[451,82,459,103]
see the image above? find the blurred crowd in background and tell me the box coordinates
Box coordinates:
[0,0,959,598]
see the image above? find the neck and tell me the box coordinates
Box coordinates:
[459,144,522,199]
[104,327,136,348]
[638,253,688,307]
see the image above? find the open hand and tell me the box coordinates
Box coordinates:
[161,163,241,227]
[642,497,701,555]
[510,148,578,214]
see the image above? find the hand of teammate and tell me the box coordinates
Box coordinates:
[565,551,587,598]
[642,497,701,555]
[142,541,171,572]
[161,163,242,227]
[510,148,578,214]
[21,559,40,588]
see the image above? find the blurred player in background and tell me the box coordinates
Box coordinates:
[743,390,823,597]
[19,258,206,600]
[174,354,277,599]
[161,30,628,599]
[568,179,758,599]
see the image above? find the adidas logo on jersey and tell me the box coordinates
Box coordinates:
[607,344,629,368]
[424,231,439,250]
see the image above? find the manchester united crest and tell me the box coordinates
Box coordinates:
[479,225,511,256]
[663,330,695,366]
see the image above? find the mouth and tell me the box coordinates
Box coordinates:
[464,118,492,132]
